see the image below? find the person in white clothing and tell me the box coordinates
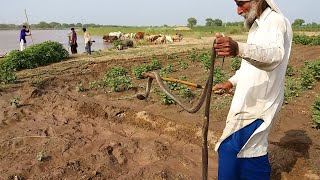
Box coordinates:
[213,0,292,179]
[82,28,92,55]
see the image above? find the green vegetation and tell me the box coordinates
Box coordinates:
[312,96,320,129]
[102,67,132,92]
[284,77,301,104]
[132,58,162,79]
[286,65,295,76]
[300,61,320,89]
[293,34,320,45]
[0,41,68,84]
[230,57,241,71]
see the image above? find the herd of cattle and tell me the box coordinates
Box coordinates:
[102,31,183,44]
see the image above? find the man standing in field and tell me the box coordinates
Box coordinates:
[213,0,292,179]
[69,28,78,54]
[19,25,31,51]
[82,27,92,55]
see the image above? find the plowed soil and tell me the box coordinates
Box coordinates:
[0,37,319,180]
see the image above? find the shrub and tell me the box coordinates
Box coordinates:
[0,60,17,84]
[102,67,132,92]
[3,41,68,71]
[312,96,320,129]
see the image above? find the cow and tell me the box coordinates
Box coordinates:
[134,32,145,39]
[172,34,183,42]
[165,36,173,43]
[102,35,118,43]
[109,31,122,39]
[155,35,166,44]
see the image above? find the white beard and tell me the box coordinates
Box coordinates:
[241,1,258,30]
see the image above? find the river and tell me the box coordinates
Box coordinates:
[0,30,112,55]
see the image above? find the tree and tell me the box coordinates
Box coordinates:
[205,18,214,27]
[213,19,223,26]
[187,17,197,28]
[292,19,305,26]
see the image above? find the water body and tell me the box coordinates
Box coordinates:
[0,30,112,55]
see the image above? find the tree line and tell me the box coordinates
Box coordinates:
[1,18,319,30]
[187,17,320,28]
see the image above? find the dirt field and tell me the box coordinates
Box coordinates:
[0,37,319,180]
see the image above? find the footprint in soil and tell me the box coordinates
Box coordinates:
[105,144,127,165]
[154,141,170,160]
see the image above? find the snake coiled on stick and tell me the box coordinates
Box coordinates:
[138,45,218,180]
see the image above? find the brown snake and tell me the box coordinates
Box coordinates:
[138,46,218,180]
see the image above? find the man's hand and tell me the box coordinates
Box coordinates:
[213,81,234,95]
[214,33,239,57]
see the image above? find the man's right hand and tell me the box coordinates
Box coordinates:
[213,81,234,95]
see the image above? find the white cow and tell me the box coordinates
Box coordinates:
[165,36,173,43]
[109,31,122,39]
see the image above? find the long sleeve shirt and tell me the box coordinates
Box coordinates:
[84,32,91,44]
[214,7,293,158]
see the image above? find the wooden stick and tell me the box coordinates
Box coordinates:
[24,9,34,44]
[142,72,233,95]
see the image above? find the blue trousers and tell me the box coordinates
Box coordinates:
[218,119,271,180]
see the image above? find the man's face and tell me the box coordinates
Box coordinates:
[235,0,257,29]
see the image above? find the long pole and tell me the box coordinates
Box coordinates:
[24,9,34,44]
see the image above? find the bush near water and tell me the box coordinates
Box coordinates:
[0,41,69,84]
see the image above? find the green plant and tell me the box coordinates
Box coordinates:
[179,88,194,99]
[300,62,316,90]
[284,77,301,104]
[199,52,211,70]
[213,67,226,84]
[76,83,86,92]
[188,48,198,62]
[132,65,148,79]
[286,65,294,76]
[160,93,175,105]
[103,67,132,92]
[149,58,162,70]
[160,63,174,76]
[88,81,102,89]
[312,96,320,129]
[231,57,241,71]
[178,60,189,70]
[0,61,17,84]
[9,96,21,108]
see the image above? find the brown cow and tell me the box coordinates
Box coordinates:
[102,35,118,43]
[134,32,145,39]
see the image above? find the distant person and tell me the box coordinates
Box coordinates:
[82,28,92,55]
[20,25,31,51]
[69,28,77,54]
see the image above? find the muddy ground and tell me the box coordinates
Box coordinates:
[0,37,319,180]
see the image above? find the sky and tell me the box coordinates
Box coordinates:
[1,0,320,26]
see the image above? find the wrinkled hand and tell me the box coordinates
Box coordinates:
[214,33,239,57]
[213,81,234,95]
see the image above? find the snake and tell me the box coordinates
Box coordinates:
[138,45,217,180]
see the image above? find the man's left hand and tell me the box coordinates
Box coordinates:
[214,33,239,57]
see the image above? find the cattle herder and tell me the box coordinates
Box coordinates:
[212,0,292,179]
[19,25,31,51]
